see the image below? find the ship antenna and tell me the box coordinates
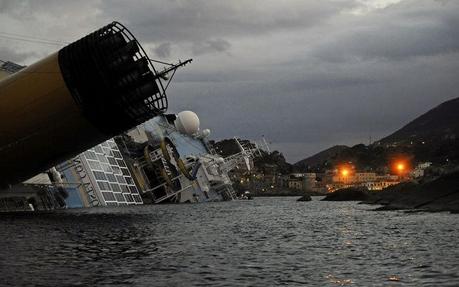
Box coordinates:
[149,58,193,93]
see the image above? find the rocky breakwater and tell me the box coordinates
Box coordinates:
[364,171,459,212]
[321,187,370,201]
[322,172,459,213]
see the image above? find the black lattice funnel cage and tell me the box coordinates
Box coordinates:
[58,21,168,135]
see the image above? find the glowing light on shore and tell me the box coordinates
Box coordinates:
[341,169,350,177]
[391,157,411,176]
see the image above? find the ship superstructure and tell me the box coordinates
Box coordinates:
[120,112,245,204]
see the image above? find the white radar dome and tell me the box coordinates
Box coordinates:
[175,111,200,136]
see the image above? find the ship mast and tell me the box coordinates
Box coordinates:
[149,58,193,94]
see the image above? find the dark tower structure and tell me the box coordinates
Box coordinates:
[0,22,168,187]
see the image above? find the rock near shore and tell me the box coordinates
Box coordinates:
[322,187,370,201]
[297,194,312,202]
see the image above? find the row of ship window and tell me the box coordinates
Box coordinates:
[91,168,133,184]
[86,160,129,176]
[96,180,138,194]
[84,141,143,204]
[85,149,124,162]
[99,140,119,149]
[101,192,143,204]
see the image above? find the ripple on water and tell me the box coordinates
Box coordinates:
[0,197,458,286]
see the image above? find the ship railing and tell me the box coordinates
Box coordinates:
[221,152,249,172]
[211,183,236,200]
[152,184,194,204]
[144,174,194,203]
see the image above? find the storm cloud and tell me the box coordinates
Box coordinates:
[1,0,458,162]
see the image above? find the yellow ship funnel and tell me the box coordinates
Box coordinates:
[0,22,167,187]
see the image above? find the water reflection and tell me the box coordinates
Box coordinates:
[0,198,458,286]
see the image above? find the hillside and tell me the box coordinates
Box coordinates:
[295,143,393,172]
[294,145,348,169]
[379,97,459,144]
[377,96,459,165]
[294,97,459,171]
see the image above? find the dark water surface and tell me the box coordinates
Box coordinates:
[1,197,458,286]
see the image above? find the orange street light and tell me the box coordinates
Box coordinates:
[393,160,411,180]
[390,156,411,178]
[341,169,349,177]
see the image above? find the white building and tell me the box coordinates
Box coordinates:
[364,181,399,191]
[411,162,432,178]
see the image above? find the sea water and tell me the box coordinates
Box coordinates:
[1,197,458,286]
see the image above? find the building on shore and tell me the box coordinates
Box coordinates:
[363,181,399,191]
[410,162,432,178]
[284,173,320,192]
[324,169,400,192]
[287,175,303,190]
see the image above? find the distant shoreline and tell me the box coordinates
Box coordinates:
[322,171,459,213]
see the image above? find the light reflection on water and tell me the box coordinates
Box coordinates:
[0,197,458,286]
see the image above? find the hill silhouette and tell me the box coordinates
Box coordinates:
[294,97,459,171]
[379,97,459,144]
[294,145,348,170]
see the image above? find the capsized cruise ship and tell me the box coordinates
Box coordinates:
[0,21,256,211]
[1,60,255,210]
[0,110,254,211]
[53,110,255,208]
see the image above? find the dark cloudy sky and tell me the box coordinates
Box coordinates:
[1,0,458,162]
